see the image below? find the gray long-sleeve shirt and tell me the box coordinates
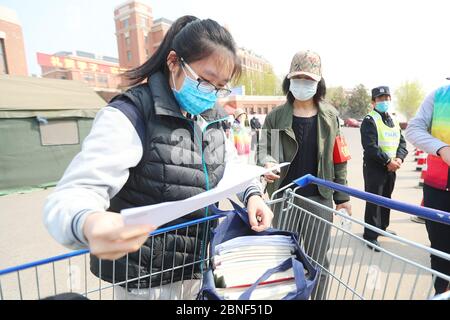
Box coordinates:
[405,90,449,155]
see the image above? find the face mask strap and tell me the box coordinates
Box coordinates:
[180,58,199,80]
[171,56,192,92]
[171,70,178,92]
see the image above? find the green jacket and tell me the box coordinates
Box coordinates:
[257,101,350,203]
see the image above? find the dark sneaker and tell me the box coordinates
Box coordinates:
[366,239,381,252]
[381,229,397,236]
[411,216,426,224]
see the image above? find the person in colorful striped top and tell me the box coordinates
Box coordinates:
[231,108,252,163]
[406,80,450,295]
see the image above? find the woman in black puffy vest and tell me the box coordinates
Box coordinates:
[44,15,273,300]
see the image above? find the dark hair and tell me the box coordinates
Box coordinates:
[124,15,241,86]
[371,94,391,102]
[282,76,327,106]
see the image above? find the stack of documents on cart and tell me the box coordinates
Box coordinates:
[213,235,301,300]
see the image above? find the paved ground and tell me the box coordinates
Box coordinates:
[0,127,437,300]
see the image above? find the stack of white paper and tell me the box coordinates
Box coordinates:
[213,235,300,300]
[216,280,297,300]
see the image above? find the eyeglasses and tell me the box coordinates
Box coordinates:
[180,57,232,98]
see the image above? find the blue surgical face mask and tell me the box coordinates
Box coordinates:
[375,101,391,113]
[290,79,319,101]
[172,67,217,116]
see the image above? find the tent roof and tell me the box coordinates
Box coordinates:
[0,75,106,111]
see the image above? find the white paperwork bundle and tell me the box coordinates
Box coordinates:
[215,280,297,300]
[121,162,289,227]
[213,235,298,298]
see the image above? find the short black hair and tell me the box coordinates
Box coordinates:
[282,76,327,106]
[372,94,391,102]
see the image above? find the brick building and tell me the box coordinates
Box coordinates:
[113,1,272,74]
[114,1,172,69]
[0,5,28,76]
[238,48,270,73]
[219,95,286,116]
[37,51,124,102]
[113,1,280,111]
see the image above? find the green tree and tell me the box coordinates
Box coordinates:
[233,66,282,96]
[395,80,425,120]
[326,86,349,115]
[347,84,371,119]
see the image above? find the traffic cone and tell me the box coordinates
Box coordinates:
[416,154,427,171]
[415,149,424,161]
[419,165,427,187]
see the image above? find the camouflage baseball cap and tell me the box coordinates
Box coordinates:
[287,50,322,81]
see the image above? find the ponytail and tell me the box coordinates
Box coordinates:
[124,15,198,86]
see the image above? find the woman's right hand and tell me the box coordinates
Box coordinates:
[264,162,281,183]
[83,211,156,261]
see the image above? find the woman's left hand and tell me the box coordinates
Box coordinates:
[247,195,274,232]
[336,201,352,216]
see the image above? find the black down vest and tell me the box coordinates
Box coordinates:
[90,72,228,289]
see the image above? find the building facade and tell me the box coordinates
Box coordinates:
[238,48,270,73]
[37,51,124,102]
[0,6,28,76]
[220,95,286,116]
[113,1,278,98]
[114,1,172,70]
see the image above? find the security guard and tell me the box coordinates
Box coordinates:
[361,86,408,250]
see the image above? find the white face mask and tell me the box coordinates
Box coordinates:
[290,79,319,101]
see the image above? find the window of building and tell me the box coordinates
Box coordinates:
[123,19,129,29]
[125,36,131,47]
[127,51,132,62]
[0,38,8,74]
[264,107,269,114]
[39,119,79,146]
[146,49,149,58]
[144,34,149,44]
[97,74,109,84]
[83,73,95,82]
[141,17,148,27]
[258,107,262,114]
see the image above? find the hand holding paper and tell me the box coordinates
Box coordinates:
[122,163,289,227]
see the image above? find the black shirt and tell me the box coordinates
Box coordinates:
[281,115,319,197]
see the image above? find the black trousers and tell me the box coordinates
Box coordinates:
[363,162,396,241]
[423,184,450,294]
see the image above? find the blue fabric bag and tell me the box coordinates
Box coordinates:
[198,200,318,300]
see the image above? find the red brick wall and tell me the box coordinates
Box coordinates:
[115,1,153,69]
[0,19,28,76]
[220,96,286,115]
[150,24,170,55]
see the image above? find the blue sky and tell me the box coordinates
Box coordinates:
[1,0,450,92]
